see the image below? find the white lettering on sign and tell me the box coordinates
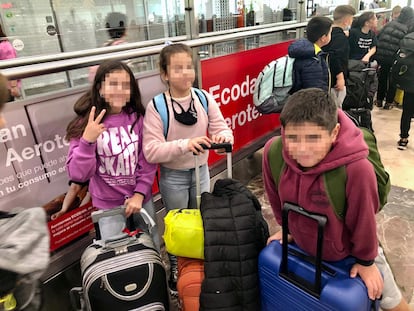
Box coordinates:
[5,133,69,166]
[0,124,27,143]
[208,75,256,106]
[224,103,261,130]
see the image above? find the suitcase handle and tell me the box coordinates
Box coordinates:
[281,202,327,298]
[92,206,156,241]
[199,142,232,153]
[194,142,233,208]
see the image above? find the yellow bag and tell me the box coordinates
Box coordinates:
[394,88,404,105]
[163,209,204,259]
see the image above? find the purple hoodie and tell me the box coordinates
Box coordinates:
[263,110,379,262]
[66,111,157,209]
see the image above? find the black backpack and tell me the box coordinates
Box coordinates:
[391,32,414,92]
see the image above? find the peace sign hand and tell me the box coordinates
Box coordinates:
[82,106,107,143]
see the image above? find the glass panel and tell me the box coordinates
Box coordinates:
[0,0,69,97]
[0,0,303,98]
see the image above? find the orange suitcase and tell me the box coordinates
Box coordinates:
[177,257,204,311]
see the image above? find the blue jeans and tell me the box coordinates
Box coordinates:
[159,165,210,211]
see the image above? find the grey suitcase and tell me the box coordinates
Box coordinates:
[70,207,169,311]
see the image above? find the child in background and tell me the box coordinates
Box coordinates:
[0,72,50,311]
[88,12,128,82]
[262,88,410,311]
[349,11,378,63]
[66,60,159,249]
[288,16,333,94]
[322,5,356,107]
[0,25,20,101]
[143,43,233,294]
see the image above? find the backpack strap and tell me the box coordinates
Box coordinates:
[153,88,208,138]
[360,127,391,210]
[324,166,347,219]
[153,93,169,138]
[268,137,285,189]
[193,88,209,113]
[268,136,347,220]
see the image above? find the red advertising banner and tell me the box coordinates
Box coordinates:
[201,41,291,163]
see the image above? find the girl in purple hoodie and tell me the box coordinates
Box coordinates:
[65,60,159,248]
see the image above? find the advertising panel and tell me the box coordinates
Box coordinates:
[201,41,290,163]
[0,41,289,254]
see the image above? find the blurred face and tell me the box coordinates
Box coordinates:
[164,52,195,97]
[284,122,340,168]
[392,11,400,20]
[344,15,354,29]
[320,26,332,47]
[100,69,131,114]
[368,15,378,29]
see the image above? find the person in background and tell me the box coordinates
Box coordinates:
[349,11,378,63]
[391,5,402,21]
[262,88,412,311]
[142,43,233,295]
[104,12,128,46]
[0,72,50,311]
[0,25,20,101]
[288,16,333,94]
[0,73,9,122]
[374,7,414,109]
[323,5,356,107]
[66,60,160,249]
[369,0,379,9]
[88,12,128,82]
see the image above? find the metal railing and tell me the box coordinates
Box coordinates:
[0,21,306,81]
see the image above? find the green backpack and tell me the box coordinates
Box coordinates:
[268,127,391,219]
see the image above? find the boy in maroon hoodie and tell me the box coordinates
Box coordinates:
[262,88,410,311]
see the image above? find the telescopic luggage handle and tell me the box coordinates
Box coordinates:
[194,142,233,208]
[281,202,327,298]
[199,142,232,153]
[91,206,156,241]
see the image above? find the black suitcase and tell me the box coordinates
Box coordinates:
[70,207,169,311]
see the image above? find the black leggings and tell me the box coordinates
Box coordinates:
[377,63,396,104]
[400,91,414,139]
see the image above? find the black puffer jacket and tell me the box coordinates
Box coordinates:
[375,7,414,65]
[199,179,269,311]
[375,20,409,65]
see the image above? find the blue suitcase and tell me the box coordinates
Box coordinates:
[259,202,379,311]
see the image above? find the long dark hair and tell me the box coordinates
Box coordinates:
[351,11,375,29]
[66,60,144,140]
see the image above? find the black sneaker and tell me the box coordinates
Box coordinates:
[398,139,408,150]
[375,99,383,108]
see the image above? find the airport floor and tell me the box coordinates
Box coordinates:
[247,104,414,307]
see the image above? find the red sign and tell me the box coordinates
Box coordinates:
[48,202,95,251]
[201,41,291,163]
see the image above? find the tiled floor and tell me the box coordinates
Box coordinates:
[247,104,414,306]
